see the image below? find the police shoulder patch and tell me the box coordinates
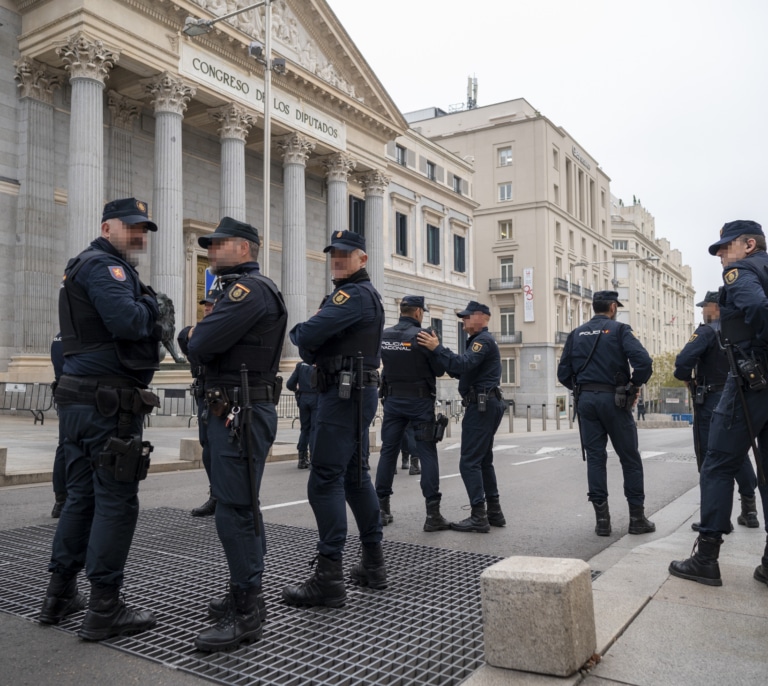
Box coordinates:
[332,289,351,305]
[108,266,126,281]
[724,268,739,284]
[471,342,483,353]
[688,333,698,343]
[228,283,251,302]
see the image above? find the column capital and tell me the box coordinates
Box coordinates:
[357,169,391,196]
[107,90,142,130]
[323,153,357,182]
[208,102,256,141]
[143,72,196,115]
[276,133,316,167]
[56,32,118,83]
[14,57,63,104]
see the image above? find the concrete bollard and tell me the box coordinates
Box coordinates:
[526,405,531,432]
[508,406,514,433]
[480,556,596,677]
[0,446,6,476]
[179,438,203,466]
[541,404,546,431]
[556,410,561,430]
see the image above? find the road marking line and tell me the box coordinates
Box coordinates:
[262,499,309,510]
[444,443,461,450]
[513,454,567,466]
[641,451,666,460]
[535,447,564,455]
[440,473,462,479]
[492,445,518,451]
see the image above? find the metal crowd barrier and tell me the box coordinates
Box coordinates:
[0,381,54,424]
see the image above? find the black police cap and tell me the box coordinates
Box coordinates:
[708,220,763,255]
[323,230,366,253]
[593,290,624,307]
[102,197,157,231]
[457,301,491,317]
[695,290,720,307]
[198,217,260,249]
[199,288,222,306]
[401,295,429,311]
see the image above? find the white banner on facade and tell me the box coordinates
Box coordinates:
[180,42,346,149]
[523,267,534,322]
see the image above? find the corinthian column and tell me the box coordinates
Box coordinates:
[357,170,391,292]
[323,153,356,292]
[14,57,62,352]
[107,91,142,198]
[209,103,255,221]
[277,133,315,358]
[57,32,118,257]
[143,72,196,328]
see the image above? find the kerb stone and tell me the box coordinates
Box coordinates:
[480,556,596,677]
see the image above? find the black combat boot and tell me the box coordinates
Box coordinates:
[401,450,410,470]
[379,496,393,525]
[486,496,507,527]
[191,489,217,517]
[349,543,388,590]
[669,535,723,586]
[77,584,156,641]
[450,503,491,533]
[195,585,263,652]
[409,456,421,475]
[737,495,760,528]
[628,505,656,534]
[297,450,310,469]
[593,501,611,536]
[423,498,450,532]
[282,554,346,608]
[51,493,66,519]
[208,583,267,623]
[754,535,768,587]
[39,573,87,625]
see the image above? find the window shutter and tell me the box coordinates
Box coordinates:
[406,149,416,168]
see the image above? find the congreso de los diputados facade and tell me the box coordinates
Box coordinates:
[0,0,479,391]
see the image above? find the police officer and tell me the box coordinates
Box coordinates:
[50,331,67,518]
[178,288,222,517]
[283,230,385,607]
[400,423,421,475]
[417,301,506,533]
[286,361,318,469]
[376,295,448,531]
[670,220,768,587]
[40,198,161,640]
[182,217,287,651]
[674,289,759,530]
[557,290,655,537]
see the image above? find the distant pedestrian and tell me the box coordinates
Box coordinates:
[286,361,318,469]
[636,398,646,421]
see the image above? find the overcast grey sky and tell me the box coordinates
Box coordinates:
[326,0,768,305]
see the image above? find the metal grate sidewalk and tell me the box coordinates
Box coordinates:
[0,508,501,685]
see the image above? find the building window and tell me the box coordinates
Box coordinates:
[554,184,560,205]
[498,183,512,202]
[498,146,513,166]
[500,257,514,283]
[600,189,606,208]
[395,144,407,166]
[453,175,463,194]
[555,221,561,243]
[569,230,574,251]
[349,196,365,236]
[500,307,515,335]
[431,317,443,343]
[453,234,466,273]
[426,160,436,181]
[458,320,467,354]
[612,240,629,250]
[395,212,408,256]
[553,147,559,169]
[426,224,440,265]
[581,237,587,256]
[499,220,513,240]
[501,357,516,384]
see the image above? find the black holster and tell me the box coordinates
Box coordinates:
[99,435,153,482]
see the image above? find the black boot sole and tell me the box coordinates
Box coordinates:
[349,570,388,590]
[423,522,450,532]
[754,566,768,587]
[668,563,723,587]
[595,528,612,537]
[449,523,491,533]
[737,516,760,528]
[194,627,262,652]
[78,616,157,641]
[39,594,87,625]
[628,525,656,534]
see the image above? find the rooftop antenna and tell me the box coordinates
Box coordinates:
[467,76,478,110]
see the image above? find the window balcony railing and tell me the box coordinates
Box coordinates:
[554,277,569,292]
[492,331,523,344]
[489,277,522,290]
[570,283,593,298]
[555,331,570,344]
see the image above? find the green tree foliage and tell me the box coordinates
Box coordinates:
[645,351,686,401]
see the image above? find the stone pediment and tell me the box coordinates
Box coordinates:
[189,0,405,129]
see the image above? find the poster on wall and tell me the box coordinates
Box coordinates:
[523,267,534,322]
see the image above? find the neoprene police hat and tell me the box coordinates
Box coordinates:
[401,295,429,311]
[708,220,763,255]
[696,290,720,307]
[198,217,260,249]
[457,301,491,317]
[323,230,366,253]
[102,197,157,231]
[199,288,222,306]
[593,290,624,307]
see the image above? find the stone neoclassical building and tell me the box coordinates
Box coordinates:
[0,0,478,394]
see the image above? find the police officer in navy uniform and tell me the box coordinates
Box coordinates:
[286,361,318,469]
[417,301,507,533]
[376,295,448,531]
[283,230,386,607]
[670,220,768,587]
[40,198,161,640]
[557,290,655,537]
[674,289,759,531]
[182,217,287,651]
[178,288,222,517]
[50,332,67,518]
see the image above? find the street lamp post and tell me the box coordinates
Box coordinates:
[182,1,277,276]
